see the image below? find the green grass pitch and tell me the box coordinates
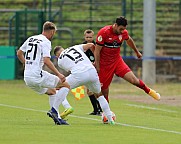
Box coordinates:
[0,80,181,144]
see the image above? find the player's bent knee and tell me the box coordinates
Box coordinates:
[46,88,56,95]
[94,92,102,98]
[56,81,70,89]
[63,82,70,89]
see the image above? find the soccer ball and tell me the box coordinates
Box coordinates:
[101,111,116,124]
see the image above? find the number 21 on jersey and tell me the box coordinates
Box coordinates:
[25,43,38,60]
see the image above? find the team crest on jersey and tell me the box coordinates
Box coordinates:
[98,35,102,42]
[119,35,122,41]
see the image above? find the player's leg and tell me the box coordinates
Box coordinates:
[115,59,160,100]
[97,99,103,113]
[45,88,67,124]
[58,73,83,119]
[24,71,69,125]
[47,89,57,108]
[47,85,70,125]
[32,85,69,125]
[86,69,115,124]
[60,98,74,119]
[99,64,115,103]
[123,72,160,100]
[46,88,73,118]
[101,88,109,103]
[62,98,71,109]
[96,94,115,124]
[41,71,70,125]
[87,89,100,115]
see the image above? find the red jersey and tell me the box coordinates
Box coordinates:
[96,25,129,65]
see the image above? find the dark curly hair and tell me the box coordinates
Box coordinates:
[115,16,128,27]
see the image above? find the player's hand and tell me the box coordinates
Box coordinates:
[136,51,142,59]
[58,73,66,83]
[60,77,66,83]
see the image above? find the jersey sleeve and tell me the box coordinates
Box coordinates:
[122,29,129,40]
[19,39,28,52]
[75,44,84,52]
[96,28,106,46]
[41,40,51,58]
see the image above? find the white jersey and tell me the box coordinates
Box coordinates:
[58,44,95,73]
[19,34,51,77]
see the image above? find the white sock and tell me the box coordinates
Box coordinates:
[50,91,71,109]
[53,87,70,119]
[49,90,58,108]
[97,96,113,122]
[62,98,71,109]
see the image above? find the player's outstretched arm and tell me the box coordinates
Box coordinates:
[126,36,142,59]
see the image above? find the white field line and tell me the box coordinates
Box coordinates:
[0,103,181,135]
[125,103,178,113]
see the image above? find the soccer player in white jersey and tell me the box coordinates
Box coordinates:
[17,21,70,125]
[52,43,115,125]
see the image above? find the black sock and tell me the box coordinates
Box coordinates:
[97,100,102,112]
[89,94,98,113]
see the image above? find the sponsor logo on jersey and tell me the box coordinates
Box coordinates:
[113,41,118,47]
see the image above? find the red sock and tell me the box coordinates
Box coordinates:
[137,80,150,94]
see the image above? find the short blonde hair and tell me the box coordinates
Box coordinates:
[43,21,57,31]
[84,29,94,35]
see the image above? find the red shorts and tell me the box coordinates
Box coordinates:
[98,57,131,90]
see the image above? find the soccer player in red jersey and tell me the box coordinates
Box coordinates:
[94,16,160,102]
